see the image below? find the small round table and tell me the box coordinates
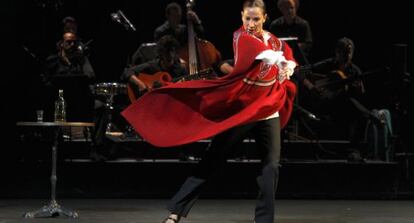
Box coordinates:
[16,121,94,218]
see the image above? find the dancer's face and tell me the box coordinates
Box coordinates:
[242,6,267,37]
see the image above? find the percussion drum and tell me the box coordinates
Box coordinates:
[93,83,127,135]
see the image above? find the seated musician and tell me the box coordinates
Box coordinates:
[311,37,364,102]
[122,35,199,161]
[121,35,187,97]
[310,37,375,161]
[43,30,96,122]
[268,0,313,61]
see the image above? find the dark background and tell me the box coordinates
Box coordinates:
[2,0,412,151]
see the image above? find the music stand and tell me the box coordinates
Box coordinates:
[17,121,94,218]
[279,37,310,66]
[279,38,332,157]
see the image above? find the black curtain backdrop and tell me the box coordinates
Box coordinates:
[3,0,412,149]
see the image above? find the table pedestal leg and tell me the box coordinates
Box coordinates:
[24,200,78,218]
[24,127,78,218]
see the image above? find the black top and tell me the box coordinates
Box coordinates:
[42,54,96,122]
[269,16,312,62]
[44,54,95,81]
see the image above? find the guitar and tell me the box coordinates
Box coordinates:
[127,68,215,102]
[127,72,172,102]
[311,67,388,101]
[171,68,215,82]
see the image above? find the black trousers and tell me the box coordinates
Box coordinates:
[167,117,281,223]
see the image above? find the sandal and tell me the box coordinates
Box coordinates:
[162,215,181,223]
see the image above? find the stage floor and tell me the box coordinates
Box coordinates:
[1,199,414,223]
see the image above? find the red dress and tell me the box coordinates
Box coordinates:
[121,27,297,147]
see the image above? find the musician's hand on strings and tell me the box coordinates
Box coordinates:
[130,75,151,93]
[187,10,202,25]
[145,84,153,92]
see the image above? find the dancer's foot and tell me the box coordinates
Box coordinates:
[162,214,180,223]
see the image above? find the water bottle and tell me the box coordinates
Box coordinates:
[54,89,66,122]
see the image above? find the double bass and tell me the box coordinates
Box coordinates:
[178,0,222,76]
[127,0,222,102]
